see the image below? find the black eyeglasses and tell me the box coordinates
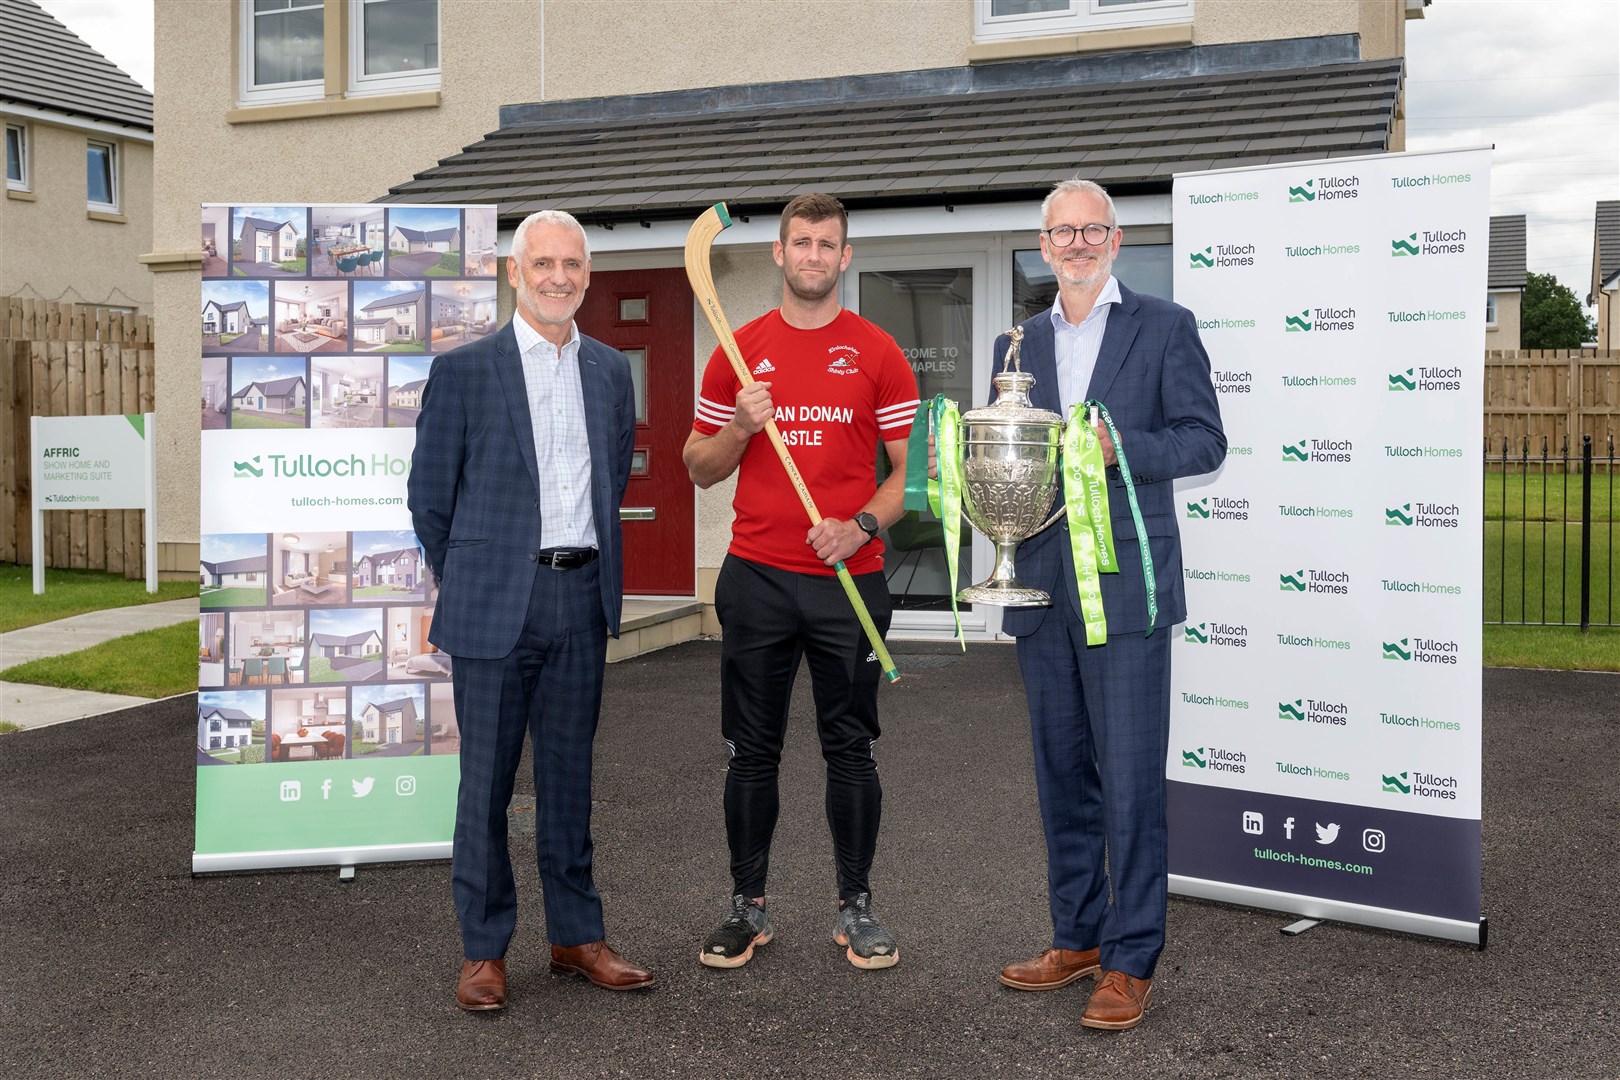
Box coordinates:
[1042,223,1115,248]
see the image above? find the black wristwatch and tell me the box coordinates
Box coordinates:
[854,512,881,544]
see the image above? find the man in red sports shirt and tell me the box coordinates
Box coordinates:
[684,193,920,972]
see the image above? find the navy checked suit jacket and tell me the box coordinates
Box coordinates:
[996,283,1226,639]
[407,320,636,659]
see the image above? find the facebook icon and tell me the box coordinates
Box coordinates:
[1284,816,1295,840]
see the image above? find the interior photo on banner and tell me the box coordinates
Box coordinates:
[193,202,496,874]
[1167,148,1489,945]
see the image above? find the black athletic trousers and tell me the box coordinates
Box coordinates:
[714,553,893,902]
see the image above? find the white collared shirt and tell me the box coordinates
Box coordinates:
[511,315,597,549]
[1049,275,1122,417]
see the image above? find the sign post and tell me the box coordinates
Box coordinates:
[30,413,159,594]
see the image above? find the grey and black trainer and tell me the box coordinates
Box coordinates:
[833,892,899,970]
[699,895,774,969]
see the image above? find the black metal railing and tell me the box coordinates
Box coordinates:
[1485,434,1617,628]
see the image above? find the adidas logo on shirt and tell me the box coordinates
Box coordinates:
[752,358,776,375]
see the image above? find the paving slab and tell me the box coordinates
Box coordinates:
[0,597,200,666]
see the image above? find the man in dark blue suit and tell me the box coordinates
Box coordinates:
[992,180,1225,1030]
[408,209,653,1011]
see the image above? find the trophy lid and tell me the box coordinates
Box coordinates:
[962,326,1062,426]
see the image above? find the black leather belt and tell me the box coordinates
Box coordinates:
[535,547,598,570]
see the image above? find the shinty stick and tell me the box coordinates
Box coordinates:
[683,202,900,683]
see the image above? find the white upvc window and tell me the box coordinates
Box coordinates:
[1485,293,1499,327]
[6,122,28,191]
[86,140,119,212]
[973,0,1192,42]
[347,0,440,97]
[238,0,325,107]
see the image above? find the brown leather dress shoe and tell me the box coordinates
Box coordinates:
[456,958,507,1011]
[1080,970,1153,1030]
[997,947,1102,991]
[549,941,656,990]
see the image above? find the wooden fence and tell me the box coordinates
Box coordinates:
[1,298,155,576]
[1484,350,1620,454]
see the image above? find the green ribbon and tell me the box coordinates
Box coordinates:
[903,396,966,646]
[1060,401,1157,645]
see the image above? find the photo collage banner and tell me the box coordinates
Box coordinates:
[193,202,498,873]
[1168,149,1489,943]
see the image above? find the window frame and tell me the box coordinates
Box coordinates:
[973,0,1193,42]
[346,0,441,98]
[237,0,327,107]
[6,122,28,191]
[85,139,120,213]
[1485,292,1499,328]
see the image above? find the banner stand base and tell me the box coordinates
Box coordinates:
[1171,874,1486,947]
[339,866,356,883]
[1280,918,1323,936]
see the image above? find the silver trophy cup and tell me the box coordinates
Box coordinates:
[957,327,1068,607]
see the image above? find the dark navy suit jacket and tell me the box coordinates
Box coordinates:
[407,320,636,658]
[996,282,1226,639]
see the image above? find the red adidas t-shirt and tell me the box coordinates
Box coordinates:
[693,308,919,576]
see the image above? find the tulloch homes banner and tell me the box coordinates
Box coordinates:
[1168,149,1489,944]
[193,202,497,873]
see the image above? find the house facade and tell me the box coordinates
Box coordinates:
[358,289,427,344]
[390,379,427,409]
[200,554,265,588]
[311,630,382,658]
[198,706,255,750]
[354,548,422,589]
[146,0,1424,639]
[1591,200,1619,352]
[1,0,153,315]
[232,376,306,413]
[1486,215,1527,351]
[241,215,299,263]
[389,225,459,253]
[360,697,422,744]
[201,299,248,335]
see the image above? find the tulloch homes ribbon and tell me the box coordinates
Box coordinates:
[1062,400,1157,645]
[903,395,966,646]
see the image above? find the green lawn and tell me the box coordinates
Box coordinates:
[424,252,463,277]
[0,620,198,697]
[231,413,303,429]
[376,341,425,352]
[1483,625,1620,671]
[199,587,266,608]
[276,258,308,273]
[352,585,420,598]
[1485,471,1616,522]
[0,563,197,633]
[306,655,338,683]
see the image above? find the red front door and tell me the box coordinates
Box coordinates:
[577,268,695,595]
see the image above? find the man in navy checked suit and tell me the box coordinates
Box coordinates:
[992,180,1225,1030]
[408,209,653,1011]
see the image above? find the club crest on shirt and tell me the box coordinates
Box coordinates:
[827,345,861,376]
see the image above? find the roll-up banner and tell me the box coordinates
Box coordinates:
[1168,149,1489,945]
[193,202,499,873]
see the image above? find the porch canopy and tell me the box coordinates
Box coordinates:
[384,37,1401,228]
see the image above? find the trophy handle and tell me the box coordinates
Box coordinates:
[1033,505,1067,535]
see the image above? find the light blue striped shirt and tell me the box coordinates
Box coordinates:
[511,315,597,550]
[1049,275,1122,418]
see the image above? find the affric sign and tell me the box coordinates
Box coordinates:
[31,413,158,594]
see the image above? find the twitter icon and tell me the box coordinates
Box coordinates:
[352,777,375,798]
[1314,822,1340,845]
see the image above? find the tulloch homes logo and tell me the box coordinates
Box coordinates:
[1383,635,1461,664]
[1187,498,1210,519]
[1182,746,1247,773]
[1385,501,1462,531]
[1283,440,1309,462]
[1186,496,1249,522]
[1289,181,1316,203]
[1182,747,1207,768]
[1285,310,1312,332]
[1279,700,1305,721]
[1185,623,1209,644]
[1387,366,1463,392]
[1189,244,1255,269]
[1386,503,1414,526]
[1381,767,1460,800]
[1279,569,1350,596]
[233,455,264,478]
[1288,173,1359,204]
[1382,638,1413,661]
[1184,621,1248,647]
[1382,771,1412,794]
[229,450,410,480]
[1283,439,1353,464]
[1286,306,1356,333]
[1390,229,1469,256]
[1391,233,1420,257]
[1281,697,1350,727]
[1280,572,1307,593]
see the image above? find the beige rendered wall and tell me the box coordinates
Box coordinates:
[1,119,153,312]
[1596,290,1616,352]
[1487,290,1522,351]
[148,0,543,555]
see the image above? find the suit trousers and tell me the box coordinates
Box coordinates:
[1016,611,1172,980]
[451,560,607,959]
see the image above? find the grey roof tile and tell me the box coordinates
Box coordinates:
[388,57,1400,223]
[0,0,151,129]
[1594,201,1620,299]
[1488,215,1527,291]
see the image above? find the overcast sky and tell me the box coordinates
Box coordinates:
[36,0,1620,308]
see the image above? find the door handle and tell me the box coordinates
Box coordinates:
[620,507,656,521]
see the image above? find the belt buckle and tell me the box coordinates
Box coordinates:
[548,549,566,570]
